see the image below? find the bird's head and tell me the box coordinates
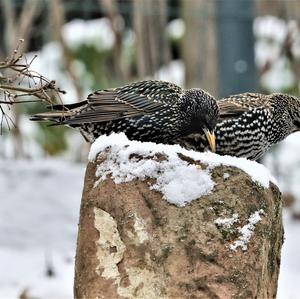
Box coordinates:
[286,95,300,132]
[185,89,219,152]
[271,93,300,140]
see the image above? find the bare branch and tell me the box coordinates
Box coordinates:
[0,40,66,133]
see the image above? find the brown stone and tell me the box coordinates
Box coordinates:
[74,152,283,299]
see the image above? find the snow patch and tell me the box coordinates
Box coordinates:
[89,134,277,206]
[166,19,185,40]
[156,60,185,86]
[215,214,239,229]
[90,134,214,207]
[230,209,264,251]
[260,57,295,92]
[62,18,115,51]
[254,16,287,43]
[195,153,277,188]
[223,172,230,180]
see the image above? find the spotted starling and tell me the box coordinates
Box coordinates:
[32,80,219,151]
[179,92,300,160]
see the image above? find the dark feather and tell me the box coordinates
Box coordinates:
[62,81,182,125]
[218,93,270,119]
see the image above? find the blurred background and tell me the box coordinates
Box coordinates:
[0,0,300,298]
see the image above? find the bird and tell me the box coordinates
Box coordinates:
[178,92,300,160]
[31,80,219,152]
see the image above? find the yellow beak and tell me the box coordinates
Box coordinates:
[203,129,216,153]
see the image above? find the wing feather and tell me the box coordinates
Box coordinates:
[63,80,182,124]
[218,93,269,119]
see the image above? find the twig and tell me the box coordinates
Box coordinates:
[0,39,66,133]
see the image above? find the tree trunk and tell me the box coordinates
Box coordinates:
[49,0,83,100]
[100,0,129,83]
[133,0,170,78]
[182,0,218,95]
[74,148,283,298]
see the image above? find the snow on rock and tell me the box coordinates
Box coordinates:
[230,209,265,251]
[223,172,230,180]
[194,151,277,188]
[89,133,277,207]
[214,214,239,229]
[90,134,214,207]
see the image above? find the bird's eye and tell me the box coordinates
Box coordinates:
[293,120,300,129]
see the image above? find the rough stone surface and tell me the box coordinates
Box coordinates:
[74,152,283,299]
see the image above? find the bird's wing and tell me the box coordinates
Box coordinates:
[218,93,268,119]
[64,80,183,124]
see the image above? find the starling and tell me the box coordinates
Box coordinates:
[178,92,300,160]
[32,80,219,151]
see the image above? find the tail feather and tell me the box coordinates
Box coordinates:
[31,101,87,124]
[30,111,73,124]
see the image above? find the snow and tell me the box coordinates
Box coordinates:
[166,19,185,40]
[89,133,277,188]
[254,16,287,43]
[223,172,230,180]
[0,249,74,299]
[156,60,185,86]
[62,18,115,51]
[194,152,277,188]
[0,159,84,299]
[260,57,295,92]
[264,132,300,210]
[262,132,300,297]
[90,133,214,207]
[214,213,239,229]
[89,133,277,206]
[0,159,84,250]
[229,209,264,251]
[277,211,300,298]
[253,15,300,91]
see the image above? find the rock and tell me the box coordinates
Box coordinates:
[74,137,283,299]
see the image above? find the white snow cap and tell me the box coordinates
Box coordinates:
[89,133,277,207]
[215,214,239,229]
[230,209,265,251]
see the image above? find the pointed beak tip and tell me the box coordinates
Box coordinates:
[204,129,216,153]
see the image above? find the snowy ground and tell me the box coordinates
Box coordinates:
[0,160,85,299]
[0,134,300,298]
[265,132,300,298]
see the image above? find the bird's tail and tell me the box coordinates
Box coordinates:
[30,102,86,125]
[30,111,72,124]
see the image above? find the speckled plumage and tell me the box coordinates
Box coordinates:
[179,93,300,160]
[32,80,219,148]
